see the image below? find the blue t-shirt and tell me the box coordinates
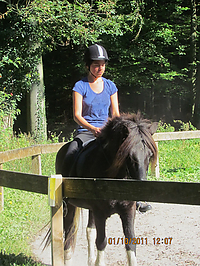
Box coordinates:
[73,77,118,132]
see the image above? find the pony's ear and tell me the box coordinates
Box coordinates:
[149,122,158,135]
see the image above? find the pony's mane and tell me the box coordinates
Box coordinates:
[99,112,158,177]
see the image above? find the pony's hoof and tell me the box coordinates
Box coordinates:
[88,258,96,266]
[127,250,137,266]
[95,262,106,266]
[95,250,106,266]
[64,259,72,266]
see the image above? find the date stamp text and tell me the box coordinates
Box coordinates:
[107,237,173,245]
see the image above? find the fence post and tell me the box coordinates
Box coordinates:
[32,154,42,175]
[155,142,160,179]
[48,175,64,266]
[0,164,4,212]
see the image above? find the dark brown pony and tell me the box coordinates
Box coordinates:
[56,113,158,266]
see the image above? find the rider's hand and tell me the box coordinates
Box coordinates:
[91,127,101,137]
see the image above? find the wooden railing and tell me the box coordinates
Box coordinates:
[0,142,65,175]
[0,142,64,211]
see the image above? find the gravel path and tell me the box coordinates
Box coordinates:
[31,202,200,266]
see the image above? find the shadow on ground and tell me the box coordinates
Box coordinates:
[0,251,47,266]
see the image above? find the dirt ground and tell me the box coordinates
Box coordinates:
[31,202,200,266]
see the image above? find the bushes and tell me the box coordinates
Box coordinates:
[0,91,20,128]
[0,90,22,153]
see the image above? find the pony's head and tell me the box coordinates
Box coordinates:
[99,112,158,180]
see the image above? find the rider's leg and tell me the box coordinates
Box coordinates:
[62,131,95,176]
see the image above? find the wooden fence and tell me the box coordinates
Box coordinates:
[1,130,200,210]
[0,142,64,211]
[0,170,200,266]
[0,130,200,265]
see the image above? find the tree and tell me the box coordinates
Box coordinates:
[0,3,46,140]
[0,0,143,138]
[103,0,200,124]
[191,0,200,127]
[1,0,200,131]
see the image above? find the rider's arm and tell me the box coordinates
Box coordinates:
[110,92,120,118]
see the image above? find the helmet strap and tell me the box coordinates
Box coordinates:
[88,65,97,79]
[89,70,97,79]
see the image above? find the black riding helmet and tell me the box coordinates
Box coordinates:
[85,44,109,67]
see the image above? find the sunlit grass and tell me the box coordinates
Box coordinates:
[156,139,200,182]
[0,188,49,256]
[0,129,59,265]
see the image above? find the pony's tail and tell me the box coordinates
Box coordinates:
[42,227,51,250]
[64,206,81,254]
[42,206,81,254]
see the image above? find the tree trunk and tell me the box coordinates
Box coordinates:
[27,55,47,140]
[190,0,197,116]
[193,41,200,128]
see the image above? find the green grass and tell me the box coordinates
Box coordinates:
[154,139,200,182]
[0,188,49,256]
[0,130,58,265]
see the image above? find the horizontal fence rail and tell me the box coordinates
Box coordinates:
[0,130,200,164]
[0,170,199,205]
[153,130,200,141]
[62,177,200,205]
[0,169,48,195]
[0,142,65,164]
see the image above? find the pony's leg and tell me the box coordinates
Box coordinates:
[86,210,96,266]
[120,203,137,266]
[63,201,80,266]
[94,213,107,266]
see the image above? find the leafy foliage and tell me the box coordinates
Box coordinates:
[0,91,20,128]
[1,0,200,132]
[106,0,195,90]
[0,12,41,94]
[0,0,142,94]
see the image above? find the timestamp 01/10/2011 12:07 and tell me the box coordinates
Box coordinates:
[107,237,173,245]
